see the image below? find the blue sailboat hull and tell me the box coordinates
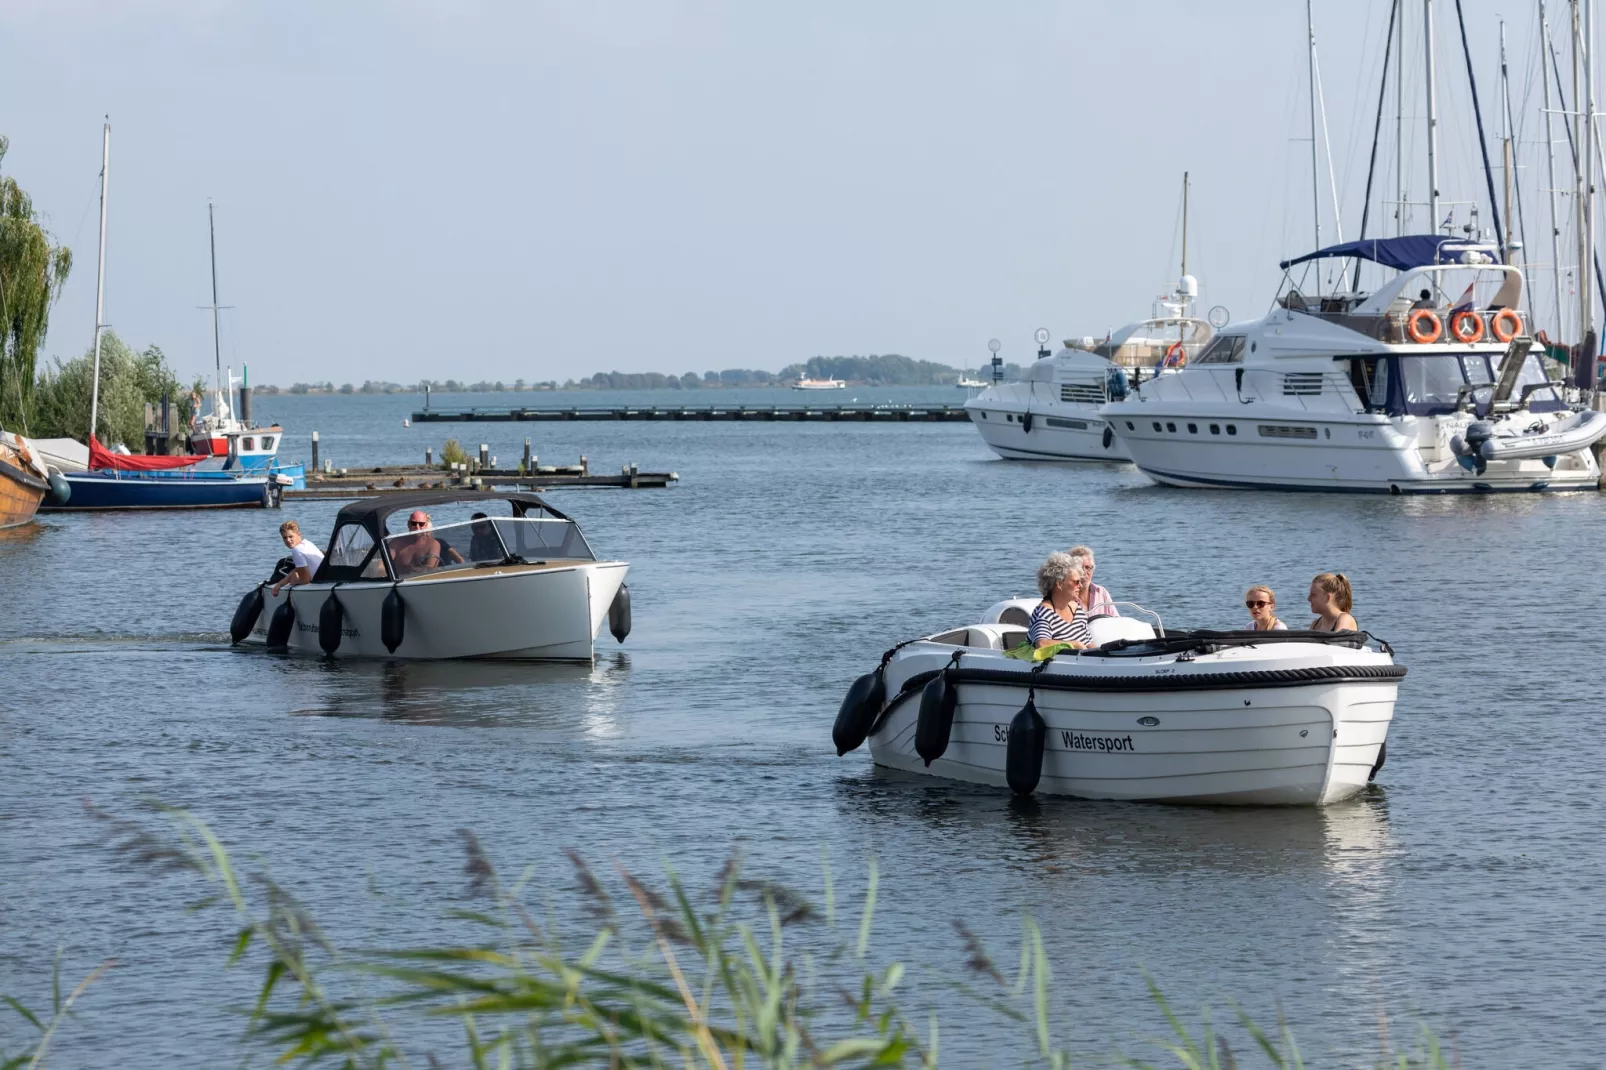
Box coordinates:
[42,469,272,511]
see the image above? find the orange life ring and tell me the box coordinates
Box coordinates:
[1163,342,1187,367]
[1490,309,1523,342]
[1407,309,1443,344]
[1449,310,1485,344]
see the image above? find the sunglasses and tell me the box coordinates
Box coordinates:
[1245,599,1272,609]
[408,520,428,528]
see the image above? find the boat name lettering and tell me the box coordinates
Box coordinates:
[1061,731,1135,753]
[296,621,360,638]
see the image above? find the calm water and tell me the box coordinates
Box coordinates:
[4,388,1605,1066]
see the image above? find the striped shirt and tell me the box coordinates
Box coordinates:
[1028,602,1093,647]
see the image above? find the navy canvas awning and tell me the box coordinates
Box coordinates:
[1278,235,1492,272]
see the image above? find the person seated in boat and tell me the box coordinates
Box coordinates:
[468,512,502,561]
[1410,288,1435,310]
[1308,572,1358,632]
[1067,545,1117,616]
[389,510,464,576]
[271,519,325,596]
[1244,585,1286,631]
[1029,552,1093,650]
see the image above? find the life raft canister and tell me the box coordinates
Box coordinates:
[1491,309,1524,342]
[1449,311,1485,344]
[1407,309,1443,344]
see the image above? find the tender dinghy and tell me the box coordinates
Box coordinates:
[836,600,1403,806]
[1451,409,1606,469]
[232,490,628,661]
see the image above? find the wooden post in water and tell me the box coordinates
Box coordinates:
[479,443,489,469]
[311,431,320,473]
[522,437,532,472]
[580,454,588,476]
[425,446,433,465]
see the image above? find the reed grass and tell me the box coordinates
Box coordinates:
[1,803,1455,1069]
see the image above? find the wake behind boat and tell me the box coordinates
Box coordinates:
[230,491,630,661]
[833,599,1401,806]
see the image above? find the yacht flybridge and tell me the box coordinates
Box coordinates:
[1102,237,1606,493]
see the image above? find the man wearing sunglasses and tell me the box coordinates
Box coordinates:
[389,510,464,576]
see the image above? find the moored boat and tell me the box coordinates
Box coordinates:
[0,434,53,528]
[792,378,846,390]
[833,599,1402,806]
[230,490,630,661]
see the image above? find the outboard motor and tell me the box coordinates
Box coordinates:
[381,586,406,654]
[1105,364,1129,402]
[1451,420,1495,474]
[914,669,959,766]
[608,584,631,644]
[229,586,265,644]
[832,666,886,755]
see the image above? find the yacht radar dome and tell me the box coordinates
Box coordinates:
[988,338,1001,353]
[1177,275,1198,298]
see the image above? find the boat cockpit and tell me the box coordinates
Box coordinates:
[311,491,595,584]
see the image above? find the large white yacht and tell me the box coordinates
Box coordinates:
[965,280,1215,462]
[1102,237,1606,493]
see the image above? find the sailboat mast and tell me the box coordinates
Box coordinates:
[1425,0,1442,230]
[1541,0,1568,339]
[208,201,223,403]
[1501,21,1514,256]
[1307,0,1323,256]
[1583,0,1597,369]
[1181,171,1189,279]
[88,120,109,443]
[1397,3,1407,234]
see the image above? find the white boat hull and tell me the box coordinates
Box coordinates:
[967,405,1130,461]
[851,628,1400,806]
[244,560,628,661]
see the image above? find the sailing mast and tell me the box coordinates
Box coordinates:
[1425,0,1442,231]
[1181,171,1189,280]
[1501,22,1514,255]
[206,201,226,420]
[1397,2,1407,234]
[88,120,110,444]
[1541,0,1568,340]
[1583,0,1598,387]
[1306,0,1323,259]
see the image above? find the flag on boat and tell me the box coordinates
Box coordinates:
[1451,281,1476,313]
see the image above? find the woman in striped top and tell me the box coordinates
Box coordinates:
[1028,552,1094,649]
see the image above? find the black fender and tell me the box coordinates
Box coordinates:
[1368,740,1387,782]
[318,590,344,656]
[832,667,886,756]
[46,472,71,506]
[1102,426,1114,450]
[609,583,631,644]
[1004,695,1048,795]
[914,669,959,766]
[266,598,296,651]
[1020,411,1034,434]
[381,586,406,654]
[229,586,265,644]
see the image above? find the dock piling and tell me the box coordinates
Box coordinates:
[425,447,433,465]
[311,431,320,472]
[479,443,489,469]
[580,455,589,476]
[523,438,532,472]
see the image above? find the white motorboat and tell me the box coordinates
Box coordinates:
[229,491,630,661]
[965,277,1215,463]
[792,377,846,390]
[955,376,989,389]
[832,599,1402,806]
[1102,237,1606,492]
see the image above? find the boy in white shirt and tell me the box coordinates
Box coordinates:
[272,520,326,595]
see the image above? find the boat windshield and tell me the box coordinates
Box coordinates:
[1398,352,1563,415]
[383,517,595,578]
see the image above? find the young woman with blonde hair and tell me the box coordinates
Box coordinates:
[1244,585,1286,631]
[1307,572,1357,631]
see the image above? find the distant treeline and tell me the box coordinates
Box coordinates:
[252,355,1002,394]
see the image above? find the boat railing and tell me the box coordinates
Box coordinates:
[1096,602,1164,637]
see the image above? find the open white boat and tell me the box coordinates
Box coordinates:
[832,599,1402,806]
[229,491,629,661]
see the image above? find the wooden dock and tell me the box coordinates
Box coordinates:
[283,459,676,501]
[409,403,972,423]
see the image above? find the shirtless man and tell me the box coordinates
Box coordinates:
[389,510,448,575]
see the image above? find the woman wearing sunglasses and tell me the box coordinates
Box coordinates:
[1244,586,1286,631]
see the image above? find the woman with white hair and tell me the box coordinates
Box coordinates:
[1066,544,1117,617]
[1029,552,1094,649]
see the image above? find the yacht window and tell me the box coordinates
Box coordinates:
[1349,357,1391,411]
[1126,421,1135,430]
[1226,424,1238,435]
[242,437,256,451]
[1165,422,1177,433]
[1500,352,1565,412]
[262,435,275,450]
[1194,334,1246,364]
[1152,421,1162,432]
[1209,424,1220,435]
[1187,423,1198,433]
[1399,355,1469,416]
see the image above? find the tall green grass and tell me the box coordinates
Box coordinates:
[1,803,1455,1069]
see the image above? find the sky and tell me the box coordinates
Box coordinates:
[1,0,1587,386]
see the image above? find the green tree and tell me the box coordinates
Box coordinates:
[0,135,74,432]
[31,331,187,445]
